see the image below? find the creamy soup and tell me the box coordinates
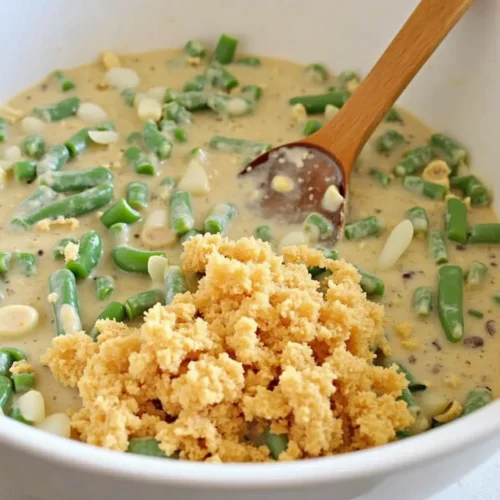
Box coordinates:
[0,37,498,459]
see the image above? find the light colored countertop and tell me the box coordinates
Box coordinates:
[1,451,499,499]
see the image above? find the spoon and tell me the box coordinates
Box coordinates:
[240,0,474,244]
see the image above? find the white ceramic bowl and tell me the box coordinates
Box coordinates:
[1,1,499,499]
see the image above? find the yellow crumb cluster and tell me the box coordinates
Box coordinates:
[42,235,412,462]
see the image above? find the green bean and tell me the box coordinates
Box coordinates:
[64,127,92,157]
[124,290,165,320]
[121,89,136,107]
[0,351,13,378]
[307,248,339,278]
[66,231,102,279]
[376,130,405,154]
[95,275,115,300]
[165,91,210,112]
[20,135,46,159]
[163,101,192,125]
[263,427,289,460]
[357,268,385,297]
[39,166,113,193]
[344,216,384,240]
[385,108,403,123]
[289,91,349,114]
[184,40,206,58]
[172,127,187,143]
[303,120,322,136]
[36,144,70,175]
[468,224,500,244]
[393,146,434,177]
[241,84,263,102]
[461,388,493,416]
[125,181,149,210]
[9,407,32,424]
[169,190,194,236]
[0,376,13,413]
[12,373,35,394]
[180,229,201,244]
[465,261,488,287]
[208,95,253,117]
[15,252,37,277]
[204,202,237,234]
[438,265,464,343]
[112,246,165,274]
[395,430,411,440]
[164,266,188,305]
[0,252,11,274]
[467,309,484,319]
[429,230,448,265]
[0,348,26,362]
[445,198,467,243]
[236,57,261,66]
[142,121,172,160]
[304,63,328,83]
[159,176,176,199]
[53,237,78,260]
[53,71,76,92]
[213,34,238,64]
[493,291,500,305]
[33,97,80,122]
[450,176,490,206]
[13,161,37,183]
[110,222,130,246]
[403,176,447,201]
[398,388,421,419]
[205,63,239,92]
[255,225,273,243]
[0,118,7,143]
[303,212,333,241]
[406,207,429,236]
[391,361,427,392]
[430,133,467,171]
[335,70,361,92]
[413,287,432,317]
[89,301,125,341]
[127,438,175,458]
[183,75,207,92]
[100,199,142,228]
[11,183,114,229]
[368,168,391,187]
[208,136,271,156]
[124,146,157,176]
[49,269,82,336]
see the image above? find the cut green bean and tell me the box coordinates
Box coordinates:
[242,84,263,102]
[9,407,32,424]
[438,265,464,343]
[335,70,361,92]
[53,71,76,92]
[33,97,80,122]
[398,388,421,419]
[303,212,333,241]
[165,91,210,112]
[112,246,165,274]
[39,166,113,192]
[429,230,448,265]
[126,132,142,146]
[406,207,429,236]
[11,186,58,221]
[169,190,194,236]
[0,348,26,362]
[403,176,447,201]
[357,268,385,297]
[142,121,172,160]
[208,95,253,117]
[110,222,130,246]
[450,176,490,206]
[162,101,192,125]
[430,133,467,171]
[121,89,136,107]
[236,57,261,66]
[53,237,78,260]
[255,225,273,243]
[0,376,13,413]
[11,183,114,229]
[468,224,500,244]
[20,135,46,159]
[465,261,488,287]
[12,373,35,394]
[100,199,142,228]
[414,287,432,317]
[307,248,339,278]
[49,269,82,336]
[385,108,403,123]
[0,351,13,378]
[89,301,125,340]
[376,130,405,154]
[126,182,149,210]
[15,252,37,277]
[124,290,165,320]
[204,202,237,234]
[468,309,484,319]
[445,198,467,243]
[0,118,7,143]
[164,266,188,305]
[213,34,238,64]
[304,63,328,84]
[127,437,175,458]
[183,75,207,92]
[64,127,92,157]
[393,146,434,177]
[263,427,289,460]
[303,120,322,136]
[461,387,493,416]
[66,231,102,279]
[13,161,37,183]
[391,361,427,392]
[289,91,349,114]
[95,275,115,300]
[0,252,11,274]
[184,40,206,58]
[205,63,239,92]
[344,216,384,240]
[368,168,391,187]
[36,144,70,175]
[208,136,271,156]
[124,146,157,176]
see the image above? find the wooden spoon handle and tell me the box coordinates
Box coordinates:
[305,0,474,173]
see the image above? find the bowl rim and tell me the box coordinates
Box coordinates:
[0,400,498,488]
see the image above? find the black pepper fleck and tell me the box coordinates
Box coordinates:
[455,244,467,251]
[37,249,44,256]
[408,355,416,364]
[134,233,140,239]
[463,336,484,349]
[402,271,416,281]
[431,340,442,351]
[40,83,48,91]
[485,320,496,336]
[490,262,498,268]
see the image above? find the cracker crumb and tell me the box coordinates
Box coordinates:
[43,235,412,461]
[0,104,25,124]
[101,51,121,69]
[444,374,462,389]
[401,338,419,350]
[10,360,34,375]
[35,216,80,232]
[47,292,59,304]
[290,103,307,124]
[186,56,201,67]
[394,322,414,339]
[434,401,463,423]
[64,242,80,263]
